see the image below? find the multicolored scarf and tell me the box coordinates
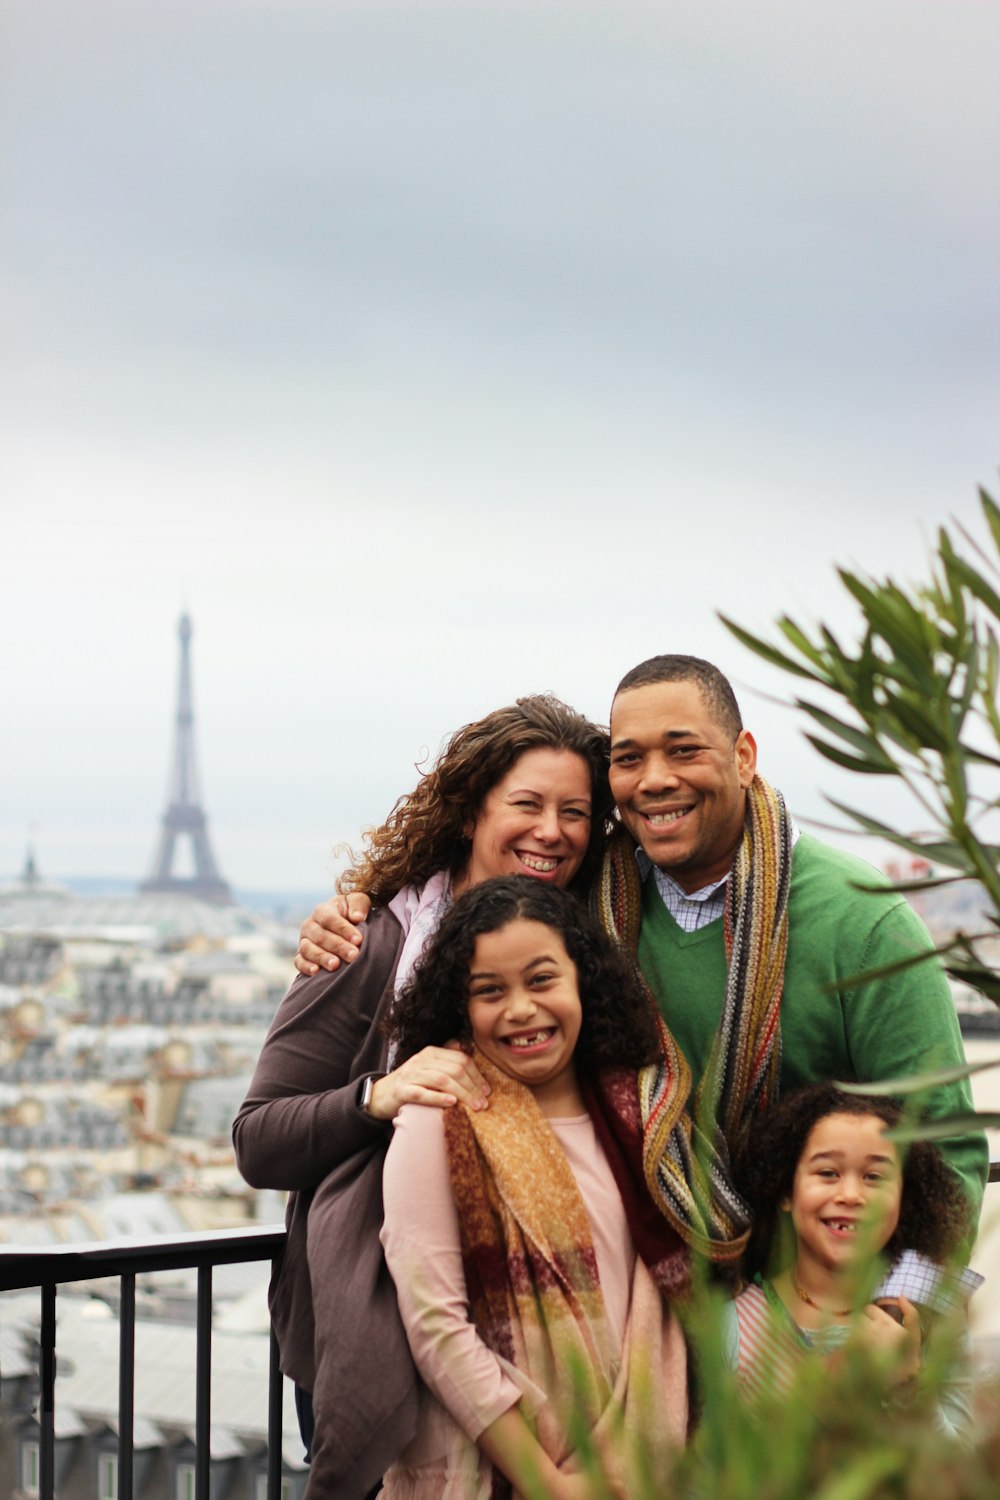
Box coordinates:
[444,1055,688,1500]
[594,775,794,1262]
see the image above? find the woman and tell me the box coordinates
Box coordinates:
[233,695,615,1499]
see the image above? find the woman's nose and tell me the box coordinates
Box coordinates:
[533,807,561,842]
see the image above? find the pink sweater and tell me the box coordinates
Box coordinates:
[379,1103,637,1496]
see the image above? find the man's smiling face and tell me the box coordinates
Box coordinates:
[609,679,757,891]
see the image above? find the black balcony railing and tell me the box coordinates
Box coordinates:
[0,1225,287,1500]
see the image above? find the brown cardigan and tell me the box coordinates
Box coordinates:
[233,908,417,1498]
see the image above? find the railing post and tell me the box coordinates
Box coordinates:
[39,1281,56,1500]
[267,1252,283,1500]
[195,1265,213,1500]
[119,1271,136,1500]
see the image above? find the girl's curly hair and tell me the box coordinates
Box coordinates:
[741,1083,971,1278]
[388,876,661,1076]
[337,695,613,905]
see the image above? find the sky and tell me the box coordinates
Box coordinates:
[3,0,999,896]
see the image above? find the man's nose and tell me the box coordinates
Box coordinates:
[638,752,678,792]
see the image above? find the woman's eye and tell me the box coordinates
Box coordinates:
[562,807,590,821]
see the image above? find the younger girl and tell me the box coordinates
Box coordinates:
[729,1083,977,1434]
[379,876,691,1500]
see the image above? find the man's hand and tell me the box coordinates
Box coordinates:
[295,893,373,975]
[367,1047,491,1120]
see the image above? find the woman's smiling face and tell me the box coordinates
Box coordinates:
[457,748,593,894]
[466,918,582,1113]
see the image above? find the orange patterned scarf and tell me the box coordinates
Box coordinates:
[444,1054,688,1499]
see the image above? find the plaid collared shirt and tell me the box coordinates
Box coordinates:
[636,850,728,932]
[635,819,799,932]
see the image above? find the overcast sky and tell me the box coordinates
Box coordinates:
[3,0,999,896]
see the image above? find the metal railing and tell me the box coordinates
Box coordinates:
[0,1225,286,1500]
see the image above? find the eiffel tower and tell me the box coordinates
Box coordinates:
[140,614,232,904]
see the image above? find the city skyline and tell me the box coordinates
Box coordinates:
[5,1,999,891]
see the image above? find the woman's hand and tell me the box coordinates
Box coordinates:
[295,893,373,975]
[367,1047,491,1121]
[857,1295,921,1385]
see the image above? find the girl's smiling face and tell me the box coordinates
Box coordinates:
[783,1112,903,1278]
[466,918,583,1115]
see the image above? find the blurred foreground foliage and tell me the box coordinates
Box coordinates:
[552,1288,1000,1498]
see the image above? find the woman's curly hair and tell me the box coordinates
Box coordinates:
[741,1083,971,1279]
[388,876,661,1076]
[337,695,613,904]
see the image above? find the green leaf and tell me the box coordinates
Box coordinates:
[945,552,1000,624]
[796,700,898,767]
[850,872,971,895]
[979,485,1000,557]
[717,615,822,682]
[838,572,936,687]
[776,616,830,673]
[835,1056,1000,1095]
[811,1447,906,1500]
[886,1112,1000,1145]
[823,798,972,869]
[882,688,951,752]
[804,734,899,775]
[944,959,1000,1004]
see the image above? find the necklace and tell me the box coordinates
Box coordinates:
[791,1273,851,1318]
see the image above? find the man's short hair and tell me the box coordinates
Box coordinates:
[614,654,743,740]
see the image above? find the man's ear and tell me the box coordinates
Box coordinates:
[735,729,757,788]
[780,1194,792,1213]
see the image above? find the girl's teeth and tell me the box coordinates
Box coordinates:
[507,1030,551,1048]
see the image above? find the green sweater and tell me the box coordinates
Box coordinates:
[637,834,987,1225]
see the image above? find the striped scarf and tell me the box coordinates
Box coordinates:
[594,775,793,1262]
[444,1055,688,1500]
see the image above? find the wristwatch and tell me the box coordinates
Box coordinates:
[358,1074,383,1115]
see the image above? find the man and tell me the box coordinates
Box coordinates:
[602,654,986,1235]
[297,654,987,1230]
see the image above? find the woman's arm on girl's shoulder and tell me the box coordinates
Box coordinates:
[232,911,400,1191]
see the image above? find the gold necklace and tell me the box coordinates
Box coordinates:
[791,1273,851,1318]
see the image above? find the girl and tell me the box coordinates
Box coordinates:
[379,876,691,1500]
[729,1083,977,1435]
